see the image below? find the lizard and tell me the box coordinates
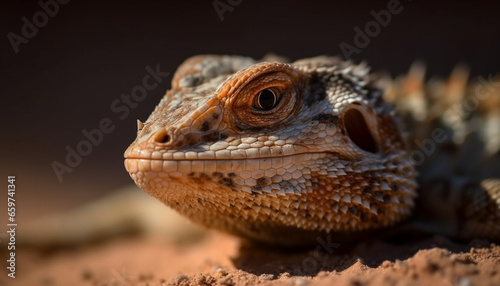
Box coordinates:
[124,55,500,246]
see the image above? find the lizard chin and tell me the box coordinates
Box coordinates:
[124,151,417,246]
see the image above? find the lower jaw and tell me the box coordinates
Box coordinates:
[126,171,413,244]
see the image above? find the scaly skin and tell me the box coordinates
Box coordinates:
[124,55,500,245]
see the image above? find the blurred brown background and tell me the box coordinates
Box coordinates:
[1,0,500,222]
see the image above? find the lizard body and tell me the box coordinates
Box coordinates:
[124,55,500,245]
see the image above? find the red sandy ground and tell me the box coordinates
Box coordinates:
[3,231,500,286]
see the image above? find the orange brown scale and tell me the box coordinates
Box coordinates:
[124,55,421,246]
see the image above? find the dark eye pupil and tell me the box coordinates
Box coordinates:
[257,89,277,110]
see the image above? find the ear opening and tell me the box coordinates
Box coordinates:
[343,107,378,153]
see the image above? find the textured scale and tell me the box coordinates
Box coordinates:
[124,55,500,245]
[386,63,500,241]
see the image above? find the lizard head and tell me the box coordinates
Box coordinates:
[124,55,417,245]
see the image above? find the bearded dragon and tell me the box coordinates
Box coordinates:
[124,55,500,246]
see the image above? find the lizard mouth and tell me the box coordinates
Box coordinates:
[124,152,327,175]
[123,141,326,175]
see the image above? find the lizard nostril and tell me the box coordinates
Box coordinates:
[153,129,170,144]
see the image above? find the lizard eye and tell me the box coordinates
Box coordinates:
[228,62,305,129]
[253,89,279,111]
